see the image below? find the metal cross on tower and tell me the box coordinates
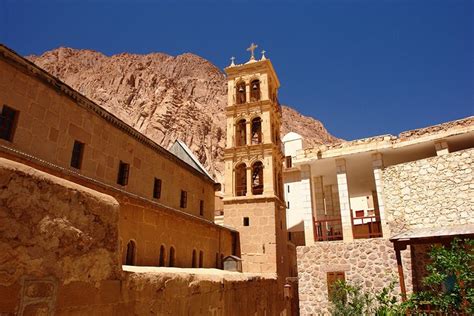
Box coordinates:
[246,43,258,60]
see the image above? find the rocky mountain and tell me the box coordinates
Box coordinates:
[27,47,340,182]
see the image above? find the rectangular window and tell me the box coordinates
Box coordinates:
[180,190,187,208]
[327,271,346,301]
[70,140,84,169]
[287,201,290,209]
[288,232,292,241]
[243,217,250,226]
[117,161,130,186]
[199,200,204,216]
[287,185,290,193]
[285,156,292,168]
[153,178,162,199]
[0,105,18,142]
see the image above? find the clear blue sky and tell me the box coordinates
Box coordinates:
[1,0,473,140]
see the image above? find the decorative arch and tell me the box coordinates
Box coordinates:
[235,163,247,197]
[236,81,246,104]
[250,79,261,102]
[235,119,246,146]
[251,161,264,195]
[125,240,136,266]
[251,117,262,144]
[159,244,166,266]
[169,246,176,267]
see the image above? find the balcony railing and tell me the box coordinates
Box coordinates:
[351,211,383,239]
[313,216,343,241]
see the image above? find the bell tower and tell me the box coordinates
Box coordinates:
[223,44,288,276]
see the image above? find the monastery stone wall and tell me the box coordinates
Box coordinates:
[297,239,412,315]
[0,158,291,315]
[382,148,474,234]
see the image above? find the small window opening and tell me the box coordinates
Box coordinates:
[153,178,162,199]
[70,140,84,169]
[199,200,204,216]
[251,161,264,195]
[250,79,260,102]
[235,163,247,196]
[125,240,136,266]
[236,119,246,146]
[236,82,246,104]
[251,117,262,144]
[199,251,204,268]
[117,161,130,186]
[159,245,166,267]
[0,105,18,142]
[169,247,175,267]
[243,217,250,226]
[192,249,197,268]
[285,156,292,168]
[180,190,187,208]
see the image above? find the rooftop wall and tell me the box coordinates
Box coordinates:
[0,158,291,315]
[382,148,474,234]
[0,53,215,221]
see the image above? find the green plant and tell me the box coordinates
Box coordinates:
[406,238,474,314]
[330,280,375,316]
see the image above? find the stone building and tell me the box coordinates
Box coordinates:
[0,43,237,270]
[284,116,474,314]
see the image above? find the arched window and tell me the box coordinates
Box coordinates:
[251,117,262,144]
[169,247,175,267]
[125,240,136,266]
[159,245,166,266]
[252,161,264,195]
[192,249,197,268]
[235,163,247,196]
[236,119,246,146]
[236,81,246,104]
[199,251,204,268]
[250,79,260,102]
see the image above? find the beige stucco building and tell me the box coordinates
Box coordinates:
[284,117,474,314]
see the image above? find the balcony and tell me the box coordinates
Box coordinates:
[313,216,343,241]
[351,210,383,239]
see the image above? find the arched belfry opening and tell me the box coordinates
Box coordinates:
[250,79,260,102]
[236,119,246,146]
[125,240,136,266]
[251,161,264,195]
[251,117,262,144]
[235,163,247,196]
[236,81,246,104]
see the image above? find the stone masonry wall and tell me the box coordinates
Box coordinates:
[382,148,474,234]
[297,239,412,315]
[0,158,291,315]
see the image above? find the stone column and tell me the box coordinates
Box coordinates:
[246,166,253,197]
[246,82,251,103]
[335,158,353,242]
[332,185,340,215]
[301,165,315,246]
[324,185,334,216]
[312,176,325,220]
[435,140,449,156]
[372,153,390,238]
[246,121,251,145]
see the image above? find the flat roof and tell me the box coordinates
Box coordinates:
[390,223,474,242]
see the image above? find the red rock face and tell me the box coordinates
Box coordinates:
[27,47,340,182]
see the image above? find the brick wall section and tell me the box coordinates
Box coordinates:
[297,239,412,315]
[382,148,474,234]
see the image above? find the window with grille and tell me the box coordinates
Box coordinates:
[327,271,346,301]
[285,156,292,168]
[153,178,162,199]
[0,105,18,142]
[180,190,187,208]
[117,161,130,186]
[70,140,84,169]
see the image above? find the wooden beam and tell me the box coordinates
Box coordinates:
[394,242,407,302]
